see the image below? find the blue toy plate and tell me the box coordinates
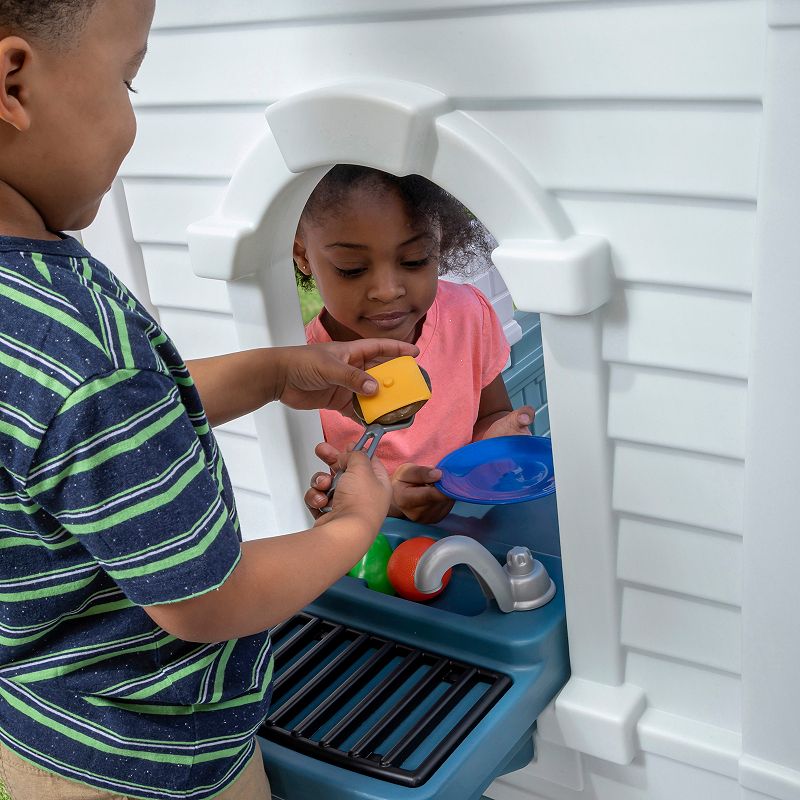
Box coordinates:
[435,436,555,504]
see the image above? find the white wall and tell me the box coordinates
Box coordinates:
[102,1,799,799]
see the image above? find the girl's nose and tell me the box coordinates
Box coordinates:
[367,272,405,303]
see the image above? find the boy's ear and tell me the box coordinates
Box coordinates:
[293,236,311,275]
[0,36,33,132]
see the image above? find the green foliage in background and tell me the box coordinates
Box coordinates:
[0,781,9,800]
[297,284,323,325]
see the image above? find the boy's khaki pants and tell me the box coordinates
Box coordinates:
[0,741,271,800]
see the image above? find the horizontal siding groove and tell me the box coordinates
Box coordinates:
[554,189,756,210]
[152,0,761,32]
[603,357,749,383]
[618,579,742,613]
[613,280,752,300]
[131,98,764,114]
[623,645,742,680]
[122,175,229,187]
[612,439,746,469]
[613,509,744,540]
[551,186,756,204]
[607,362,748,389]
[227,485,271,503]
[209,427,259,445]
[608,434,748,462]
[132,102,274,114]
[618,512,743,545]
[153,305,233,322]
[454,97,762,111]
[152,5,569,33]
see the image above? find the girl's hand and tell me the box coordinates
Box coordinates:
[312,450,392,535]
[305,442,343,518]
[480,406,535,440]
[389,463,455,525]
[274,340,419,414]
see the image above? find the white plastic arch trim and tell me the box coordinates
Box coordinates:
[188,79,612,317]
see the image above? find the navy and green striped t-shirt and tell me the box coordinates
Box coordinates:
[0,235,273,799]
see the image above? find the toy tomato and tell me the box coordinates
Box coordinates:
[348,533,395,595]
[387,536,452,602]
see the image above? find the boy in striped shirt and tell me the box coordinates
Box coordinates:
[0,2,415,798]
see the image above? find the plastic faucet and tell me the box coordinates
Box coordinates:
[414,535,556,613]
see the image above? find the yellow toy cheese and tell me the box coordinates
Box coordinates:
[356,356,431,425]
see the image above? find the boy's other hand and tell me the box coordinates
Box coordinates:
[390,463,455,525]
[275,340,419,414]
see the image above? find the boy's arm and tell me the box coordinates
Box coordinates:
[186,339,418,427]
[143,451,390,642]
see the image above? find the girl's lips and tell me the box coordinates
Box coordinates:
[365,312,410,330]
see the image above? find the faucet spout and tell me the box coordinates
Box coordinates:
[414,535,556,614]
[415,535,516,612]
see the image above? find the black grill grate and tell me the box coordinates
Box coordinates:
[259,612,512,787]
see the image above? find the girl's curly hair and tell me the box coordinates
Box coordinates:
[295,165,495,291]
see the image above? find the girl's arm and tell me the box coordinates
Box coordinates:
[472,374,533,440]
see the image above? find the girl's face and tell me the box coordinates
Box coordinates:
[294,184,440,345]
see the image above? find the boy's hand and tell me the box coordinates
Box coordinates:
[480,406,535,440]
[312,450,392,535]
[275,340,419,414]
[390,464,455,525]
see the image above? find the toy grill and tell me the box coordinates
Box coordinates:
[259,612,512,787]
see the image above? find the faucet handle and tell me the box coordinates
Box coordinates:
[504,546,556,610]
[506,546,535,576]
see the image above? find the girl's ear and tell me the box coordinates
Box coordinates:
[0,37,33,132]
[293,236,311,275]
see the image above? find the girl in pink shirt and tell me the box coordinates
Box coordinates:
[299,166,534,524]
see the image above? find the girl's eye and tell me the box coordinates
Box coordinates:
[124,81,138,94]
[401,257,430,268]
[334,267,366,278]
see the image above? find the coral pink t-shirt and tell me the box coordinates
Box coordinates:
[305,280,510,474]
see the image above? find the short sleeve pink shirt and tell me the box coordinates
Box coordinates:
[305,280,510,475]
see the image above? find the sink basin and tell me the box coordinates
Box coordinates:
[259,505,570,800]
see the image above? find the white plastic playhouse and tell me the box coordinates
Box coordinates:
[82,2,800,799]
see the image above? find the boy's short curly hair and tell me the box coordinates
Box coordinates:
[0,0,98,46]
[296,165,495,291]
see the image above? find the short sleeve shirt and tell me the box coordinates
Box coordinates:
[0,236,272,799]
[306,279,510,473]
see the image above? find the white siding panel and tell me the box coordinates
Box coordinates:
[213,431,270,495]
[137,2,763,106]
[559,196,755,294]
[608,365,748,459]
[621,586,741,673]
[613,443,744,535]
[122,180,226,245]
[625,652,741,733]
[470,107,760,201]
[141,245,231,313]
[156,308,239,360]
[602,286,751,379]
[617,516,742,606]
[232,488,279,541]
[124,110,267,179]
